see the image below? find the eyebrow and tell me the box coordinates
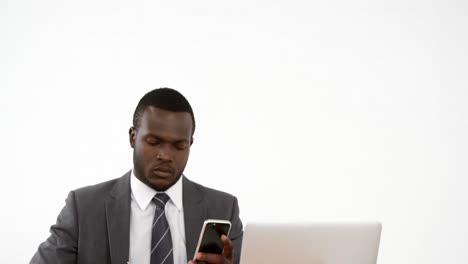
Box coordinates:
[145,134,189,144]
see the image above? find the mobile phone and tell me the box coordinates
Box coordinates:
[193,219,231,263]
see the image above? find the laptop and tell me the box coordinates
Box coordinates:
[240,221,382,264]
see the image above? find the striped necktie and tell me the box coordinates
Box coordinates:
[151,193,174,264]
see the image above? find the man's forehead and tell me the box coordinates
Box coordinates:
[140,107,192,135]
[142,106,191,121]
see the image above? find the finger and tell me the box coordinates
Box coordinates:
[221,234,233,259]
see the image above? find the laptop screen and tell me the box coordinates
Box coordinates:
[240,221,382,264]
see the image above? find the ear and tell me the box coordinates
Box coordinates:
[129,127,136,148]
[190,137,194,146]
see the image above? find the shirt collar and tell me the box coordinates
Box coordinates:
[130,169,184,211]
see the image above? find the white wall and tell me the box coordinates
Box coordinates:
[2,0,467,263]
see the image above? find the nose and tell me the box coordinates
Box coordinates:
[156,143,173,161]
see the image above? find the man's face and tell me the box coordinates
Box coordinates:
[129,106,193,191]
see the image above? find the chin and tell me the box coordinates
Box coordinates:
[148,178,173,192]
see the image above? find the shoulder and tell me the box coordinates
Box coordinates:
[73,177,120,193]
[71,172,130,202]
[183,177,240,215]
[183,177,243,233]
[184,177,237,201]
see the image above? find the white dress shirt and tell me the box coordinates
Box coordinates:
[129,170,187,264]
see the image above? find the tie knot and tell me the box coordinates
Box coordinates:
[153,193,170,207]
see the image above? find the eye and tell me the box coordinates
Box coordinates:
[175,142,188,150]
[146,137,160,145]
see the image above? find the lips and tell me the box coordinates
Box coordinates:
[154,166,173,173]
[153,166,174,178]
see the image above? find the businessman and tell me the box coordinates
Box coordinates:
[31,88,243,264]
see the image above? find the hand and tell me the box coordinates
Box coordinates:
[188,235,233,264]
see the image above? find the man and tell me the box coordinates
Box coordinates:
[31,88,243,264]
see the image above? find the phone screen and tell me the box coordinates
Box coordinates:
[199,222,230,254]
[194,220,231,263]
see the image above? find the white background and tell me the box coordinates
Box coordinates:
[2,0,467,263]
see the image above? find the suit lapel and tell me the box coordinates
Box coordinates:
[183,177,207,260]
[105,172,131,264]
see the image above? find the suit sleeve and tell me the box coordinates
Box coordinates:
[30,191,79,264]
[229,197,243,264]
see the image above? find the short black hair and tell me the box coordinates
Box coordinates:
[132,88,195,135]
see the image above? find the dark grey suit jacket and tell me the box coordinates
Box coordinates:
[30,172,243,264]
